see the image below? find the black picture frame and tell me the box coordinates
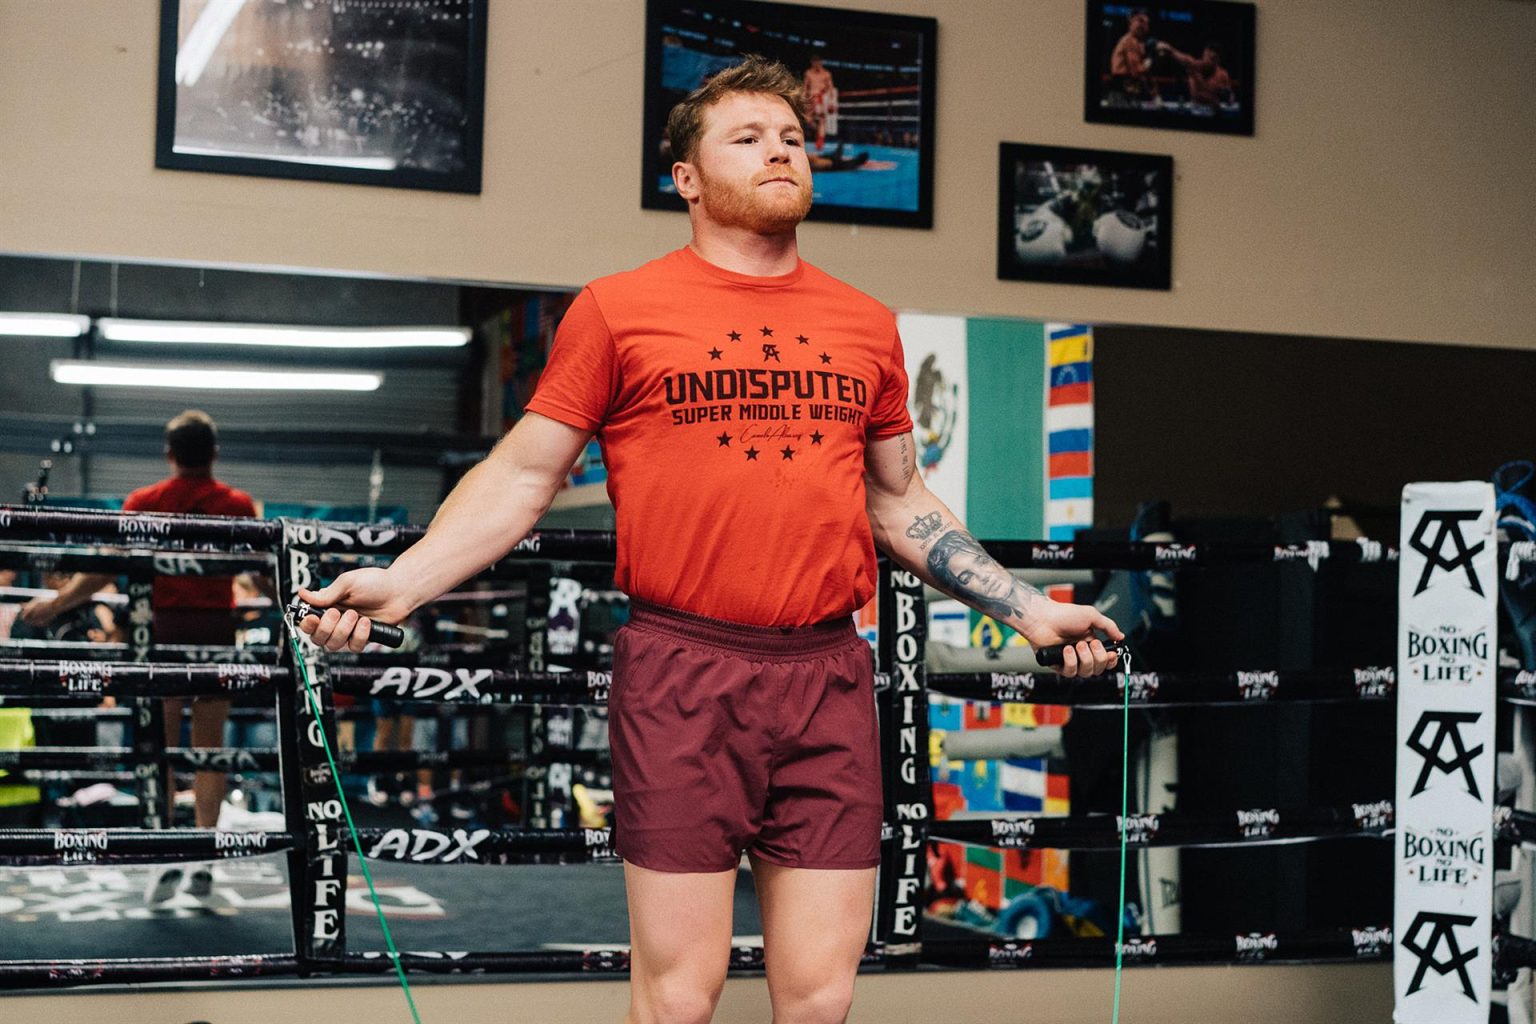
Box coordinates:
[641,0,937,229]
[997,143,1173,290]
[1083,0,1255,137]
[155,0,488,193]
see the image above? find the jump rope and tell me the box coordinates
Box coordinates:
[1035,637,1135,1024]
[281,597,1135,1023]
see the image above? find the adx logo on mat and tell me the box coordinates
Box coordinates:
[1407,710,1485,800]
[1409,510,1486,596]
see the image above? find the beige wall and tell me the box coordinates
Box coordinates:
[1,0,1533,348]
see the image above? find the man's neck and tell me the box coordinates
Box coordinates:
[688,226,800,277]
[173,466,212,480]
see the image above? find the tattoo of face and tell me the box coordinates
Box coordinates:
[926,529,1040,621]
[906,511,944,543]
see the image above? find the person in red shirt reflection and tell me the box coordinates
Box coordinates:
[22,410,259,902]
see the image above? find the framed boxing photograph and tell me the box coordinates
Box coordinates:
[1083,0,1256,136]
[641,0,938,228]
[155,0,488,192]
[997,143,1173,290]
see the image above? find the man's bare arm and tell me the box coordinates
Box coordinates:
[300,412,593,650]
[864,432,1121,675]
[18,573,116,626]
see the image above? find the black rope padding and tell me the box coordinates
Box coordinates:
[0,503,280,544]
[328,666,611,705]
[0,505,619,562]
[921,665,1399,707]
[0,828,295,865]
[351,825,617,865]
[929,804,1393,851]
[920,667,1536,709]
[0,660,280,698]
[1496,670,1536,706]
[0,544,272,576]
[1497,932,1536,971]
[338,945,877,975]
[299,523,617,561]
[0,954,300,989]
[0,745,604,774]
[980,539,1399,570]
[0,641,278,664]
[1494,807,1536,846]
[339,950,636,975]
[920,924,1394,969]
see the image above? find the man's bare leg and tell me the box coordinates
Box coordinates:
[750,854,876,1024]
[623,859,736,1024]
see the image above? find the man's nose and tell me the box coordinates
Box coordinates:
[764,138,792,163]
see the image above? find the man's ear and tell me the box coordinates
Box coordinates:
[672,161,701,203]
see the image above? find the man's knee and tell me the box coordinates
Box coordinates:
[776,980,856,1024]
[630,973,724,1024]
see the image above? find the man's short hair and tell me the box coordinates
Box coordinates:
[166,409,217,469]
[665,54,807,165]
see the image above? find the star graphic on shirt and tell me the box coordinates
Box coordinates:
[780,446,796,461]
[708,347,722,360]
[760,326,774,337]
[796,334,809,345]
[818,352,832,365]
[717,432,732,447]
[727,330,742,342]
[810,430,825,445]
[745,447,760,461]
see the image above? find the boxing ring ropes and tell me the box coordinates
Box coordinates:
[0,504,1534,1002]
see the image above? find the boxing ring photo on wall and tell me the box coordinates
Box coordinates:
[1083,0,1256,136]
[641,0,937,228]
[997,143,1173,291]
[154,0,489,193]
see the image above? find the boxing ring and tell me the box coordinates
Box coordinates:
[0,499,1534,1021]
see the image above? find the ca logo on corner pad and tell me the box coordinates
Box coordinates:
[1408,510,1487,597]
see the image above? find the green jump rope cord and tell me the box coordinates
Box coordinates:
[285,624,423,1023]
[1112,649,1133,1024]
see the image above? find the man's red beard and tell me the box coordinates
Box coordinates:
[696,165,813,233]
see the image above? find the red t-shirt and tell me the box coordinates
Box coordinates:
[122,475,258,610]
[525,247,913,626]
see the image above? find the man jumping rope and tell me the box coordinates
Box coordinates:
[298,56,1120,1024]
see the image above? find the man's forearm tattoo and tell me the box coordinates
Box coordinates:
[924,528,1042,622]
[906,511,943,542]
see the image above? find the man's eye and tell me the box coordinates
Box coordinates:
[737,136,757,144]
[785,137,802,147]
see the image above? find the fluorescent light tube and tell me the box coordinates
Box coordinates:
[0,313,91,338]
[98,318,470,349]
[51,360,381,392]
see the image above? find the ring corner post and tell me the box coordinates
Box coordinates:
[875,557,932,968]
[274,516,348,974]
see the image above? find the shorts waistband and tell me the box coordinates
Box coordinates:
[625,599,857,660]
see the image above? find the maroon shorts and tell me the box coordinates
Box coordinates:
[609,601,882,873]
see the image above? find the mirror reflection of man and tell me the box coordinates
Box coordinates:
[21,410,264,903]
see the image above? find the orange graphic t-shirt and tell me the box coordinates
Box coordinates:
[525,247,913,626]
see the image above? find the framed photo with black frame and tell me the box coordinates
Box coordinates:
[155,0,488,193]
[641,0,937,228]
[1084,0,1255,137]
[997,143,1173,291]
